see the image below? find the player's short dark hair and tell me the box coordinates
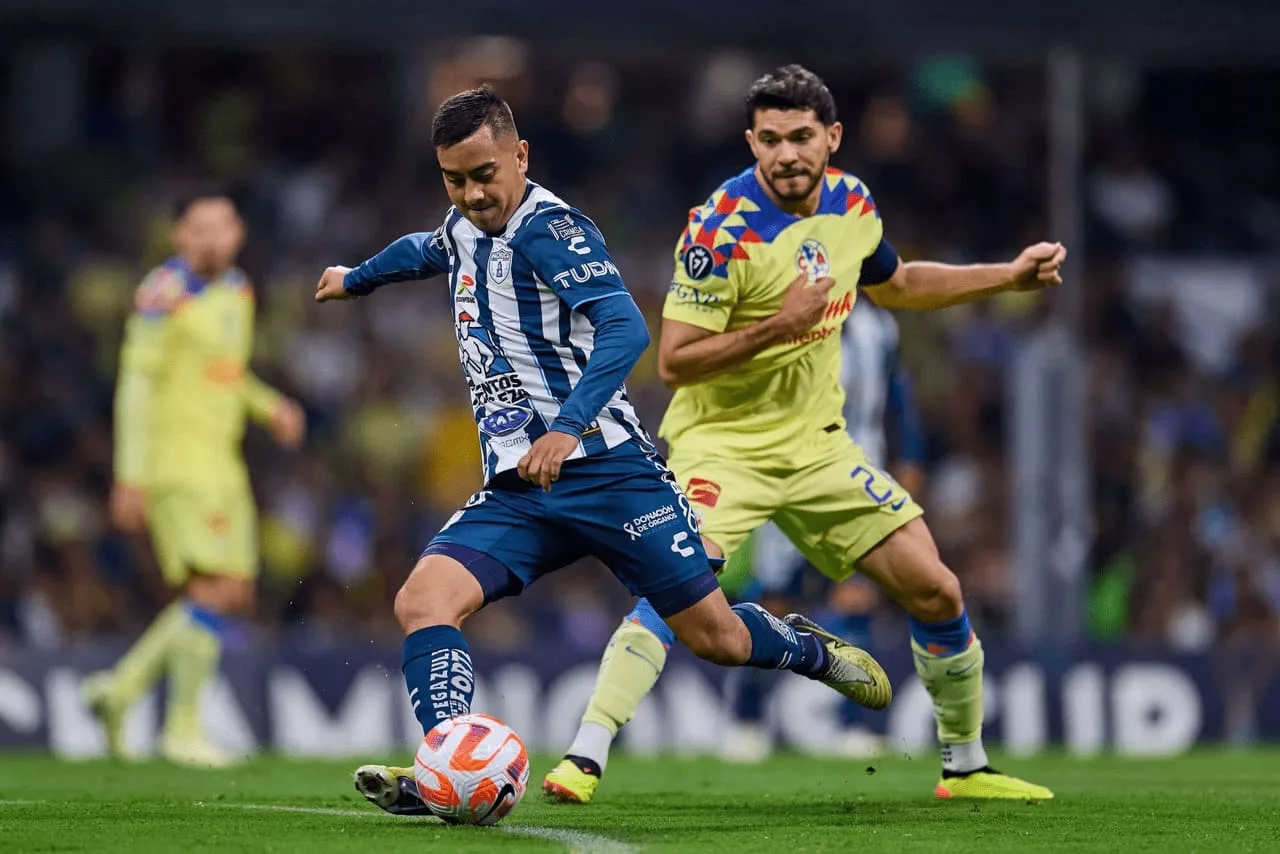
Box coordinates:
[745,64,838,128]
[173,186,241,220]
[431,84,519,149]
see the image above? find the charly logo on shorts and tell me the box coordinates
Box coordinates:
[795,238,831,283]
[622,504,679,541]
[488,244,513,285]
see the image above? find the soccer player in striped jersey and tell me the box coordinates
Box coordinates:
[84,191,305,767]
[313,85,892,817]
[545,65,1064,803]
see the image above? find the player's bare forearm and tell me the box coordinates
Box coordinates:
[657,317,790,388]
[865,242,1067,311]
[865,261,1016,311]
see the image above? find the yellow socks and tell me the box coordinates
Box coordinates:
[909,610,989,773]
[568,601,674,771]
[162,604,224,744]
[106,601,188,710]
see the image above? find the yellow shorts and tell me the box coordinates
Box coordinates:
[147,482,259,586]
[669,432,923,582]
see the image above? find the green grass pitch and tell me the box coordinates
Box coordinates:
[3,751,1279,852]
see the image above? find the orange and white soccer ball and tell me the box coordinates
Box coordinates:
[415,713,530,825]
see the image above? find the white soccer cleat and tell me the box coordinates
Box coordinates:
[160,736,242,769]
[718,723,773,764]
[354,764,434,816]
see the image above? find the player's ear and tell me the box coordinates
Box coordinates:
[744,129,758,158]
[827,121,843,155]
[516,140,529,175]
[230,214,247,253]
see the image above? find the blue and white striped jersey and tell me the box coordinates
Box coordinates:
[344,182,650,482]
[841,298,897,469]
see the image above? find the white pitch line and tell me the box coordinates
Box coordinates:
[0,800,47,807]
[501,824,639,853]
[202,802,638,853]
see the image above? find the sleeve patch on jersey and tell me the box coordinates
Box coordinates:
[683,245,716,281]
[547,215,586,242]
[134,267,186,315]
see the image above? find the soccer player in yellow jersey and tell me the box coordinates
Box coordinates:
[545,65,1066,802]
[83,190,305,767]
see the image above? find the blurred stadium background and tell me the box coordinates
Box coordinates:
[1,0,1278,762]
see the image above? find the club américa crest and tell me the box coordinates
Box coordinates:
[795,239,831,283]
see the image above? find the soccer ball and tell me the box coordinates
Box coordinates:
[414,713,530,825]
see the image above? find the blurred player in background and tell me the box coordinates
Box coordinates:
[83,191,305,767]
[312,85,892,818]
[718,296,925,763]
[545,64,1065,803]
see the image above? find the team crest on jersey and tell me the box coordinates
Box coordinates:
[683,245,715,281]
[796,239,831,283]
[488,245,513,285]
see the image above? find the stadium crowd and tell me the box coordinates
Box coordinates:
[0,46,1276,665]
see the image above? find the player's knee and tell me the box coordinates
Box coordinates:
[393,555,483,633]
[672,614,749,666]
[186,573,254,615]
[904,563,964,623]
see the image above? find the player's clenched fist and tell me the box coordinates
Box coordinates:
[315,266,356,302]
[771,273,837,338]
[1009,242,1068,291]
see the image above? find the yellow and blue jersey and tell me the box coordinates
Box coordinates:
[114,257,281,491]
[660,166,899,465]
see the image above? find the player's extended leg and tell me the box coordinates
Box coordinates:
[83,600,188,760]
[84,489,254,767]
[858,517,1053,800]
[542,596,676,804]
[354,549,490,816]
[161,572,252,767]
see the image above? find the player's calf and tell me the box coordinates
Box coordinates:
[664,586,824,671]
[393,552,490,734]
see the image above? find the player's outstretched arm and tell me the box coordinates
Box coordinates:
[658,273,834,388]
[316,229,450,302]
[863,242,1067,311]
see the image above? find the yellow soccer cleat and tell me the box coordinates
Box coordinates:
[353,764,434,817]
[935,768,1054,801]
[542,757,601,804]
[82,672,133,761]
[784,614,893,710]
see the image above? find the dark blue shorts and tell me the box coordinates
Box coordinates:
[423,440,720,617]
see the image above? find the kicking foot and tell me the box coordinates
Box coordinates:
[353,764,434,816]
[784,613,892,710]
